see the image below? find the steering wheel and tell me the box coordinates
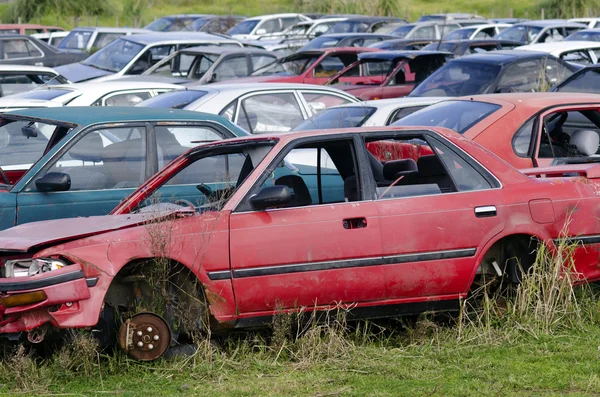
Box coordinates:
[0,167,9,185]
[174,199,195,211]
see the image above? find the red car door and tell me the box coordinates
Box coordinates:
[229,136,385,314]
[360,132,506,301]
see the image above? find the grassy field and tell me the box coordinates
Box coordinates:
[2,0,552,30]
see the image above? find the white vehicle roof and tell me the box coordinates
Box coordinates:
[0,80,182,110]
[243,13,311,22]
[0,64,63,74]
[70,26,151,33]
[516,40,600,54]
[32,31,69,39]
[325,97,447,127]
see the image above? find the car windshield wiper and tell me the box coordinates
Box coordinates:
[82,63,117,73]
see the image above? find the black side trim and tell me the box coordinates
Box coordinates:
[231,299,460,329]
[86,277,99,287]
[207,271,232,281]
[555,235,600,246]
[207,248,476,280]
[0,270,85,293]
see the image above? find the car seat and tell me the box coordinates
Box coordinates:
[63,133,108,190]
[570,129,600,156]
[103,138,145,188]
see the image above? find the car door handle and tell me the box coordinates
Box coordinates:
[343,217,367,229]
[474,206,497,218]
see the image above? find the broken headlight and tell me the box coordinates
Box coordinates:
[3,258,66,278]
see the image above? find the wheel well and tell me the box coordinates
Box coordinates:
[478,234,539,284]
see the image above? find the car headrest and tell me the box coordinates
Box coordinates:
[570,129,599,156]
[417,155,446,177]
[69,133,104,163]
[383,159,417,180]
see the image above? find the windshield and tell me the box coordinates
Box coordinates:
[0,119,67,171]
[301,36,342,50]
[392,100,501,134]
[83,38,145,72]
[444,28,476,40]
[294,106,376,130]
[390,25,415,39]
[497,24,542,43]
[182,19,209,31]
[136,90,209,109]
[328,21,369,33]
[57,30,93,50]
[253,55,318,76]
[228,20,259,35]
[12,88,71,100]
[566,31,600,41]
[135,142,275,213]
[422,42,457,52]
[556,69,600,93]
[409,61,500,97]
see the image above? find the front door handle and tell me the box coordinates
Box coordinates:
[475,206,497,218]
[343,217,367,229]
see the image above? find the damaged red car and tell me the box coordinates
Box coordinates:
[0,126,599,361]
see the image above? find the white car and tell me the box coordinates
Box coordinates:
[137,83,358,133]
[227,14,311,40]
[383,21,464,40]
[496,20,587,44]
[56,27,150,53]
[56,32,243,83]
[0,64,70,98]
[32,31,69,47]
[516,40,600,65]
[568,18,600,29]
[443,24,511,41]
[293,97,446,130]
[0,80,182,112]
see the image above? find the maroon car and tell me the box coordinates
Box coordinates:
[226,47,381,85]
[326,51,451,100]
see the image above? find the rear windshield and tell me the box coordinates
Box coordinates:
[136,90,209,109]
[15,89,71,100]
[392,100,501,134]
[293,106,376,130]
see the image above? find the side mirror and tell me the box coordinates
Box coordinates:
[35,172,71,192]
[207,72,217,83]
[314,31,324,37]
[250,185,291,210]
[255,28,267,35]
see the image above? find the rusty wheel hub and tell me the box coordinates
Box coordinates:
[118,312,171,361]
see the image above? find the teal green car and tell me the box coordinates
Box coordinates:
[0,107,248,230]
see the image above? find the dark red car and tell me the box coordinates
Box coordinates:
[229,47,380,85]
[326,51,450,100]
[0,126,598,360]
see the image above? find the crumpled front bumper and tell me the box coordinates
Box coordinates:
[0,264,94,334]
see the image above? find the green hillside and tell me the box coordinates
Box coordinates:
[1,0,596,30]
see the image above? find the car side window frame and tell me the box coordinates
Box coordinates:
[234,134,373,212]
[98,89,154,106]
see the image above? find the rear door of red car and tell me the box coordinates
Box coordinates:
[360,131,506,301]
[229,134,385,314]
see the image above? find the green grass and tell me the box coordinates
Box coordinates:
[4,0,556,30]
[1,325,597,396]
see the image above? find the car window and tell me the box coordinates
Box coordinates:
[512,118,535,157]
[496,59,544,93]
[413,25,436,39]
[538,110,600,159]
[101,91,153,106]
[0,73,62,96]
[30,126,148,191]
[259,19,280,34]
[281,17,300,29]
[388,105,429,124]
[237,93,304,133]
[214,56,248,81]
[393,100,501,134]
[251,54,277,70]
[0,121,60,170]
[363,134,492,199]
[93,33,122,49]
[58,30,92,50]
[249,139,358,209]
[544,58,573,85]
[138,90,209,109]
[313,55,353,78]
[294,106,376,130]
[300,92,353,114]
[560,49,593,65]
[155,125,224,171]
[538,28,564,43]
[556,68,600,93]
[2,39,40,59]
[439,23,461,36]
[410,61,500,97]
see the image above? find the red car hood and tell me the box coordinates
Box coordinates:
[0,212,182,252]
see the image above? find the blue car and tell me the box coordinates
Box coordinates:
[0,107,248,230]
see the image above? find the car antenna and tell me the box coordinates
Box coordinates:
[436,17,446,51]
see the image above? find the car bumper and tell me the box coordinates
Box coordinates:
[0,264,92,334]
